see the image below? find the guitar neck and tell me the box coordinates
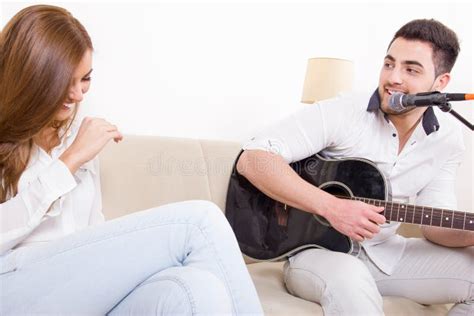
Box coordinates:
[351,197,474,231]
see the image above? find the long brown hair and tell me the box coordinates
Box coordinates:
[0,5,93,202]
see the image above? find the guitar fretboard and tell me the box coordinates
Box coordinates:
[351,196,474,231]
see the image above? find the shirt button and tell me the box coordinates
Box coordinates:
[392,133,397,137]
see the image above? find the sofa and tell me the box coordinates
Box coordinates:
[99,135,449,315]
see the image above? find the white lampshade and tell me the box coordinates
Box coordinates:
[301,57,354,104]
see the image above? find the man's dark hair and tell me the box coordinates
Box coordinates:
[388,19,460,77]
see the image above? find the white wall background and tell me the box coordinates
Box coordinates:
[1,0,473,211]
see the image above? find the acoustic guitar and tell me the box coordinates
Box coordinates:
[225,152,473,261]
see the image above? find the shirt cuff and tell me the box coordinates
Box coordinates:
[39,159,77,201]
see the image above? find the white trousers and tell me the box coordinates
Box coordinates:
[283,237,473,316]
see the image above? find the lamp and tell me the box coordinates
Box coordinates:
[301,57,354,104]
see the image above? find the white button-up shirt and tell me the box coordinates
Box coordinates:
[243,90,465,274]
[0,121,104,256]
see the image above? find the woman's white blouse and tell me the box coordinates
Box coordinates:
[0,122,104,255]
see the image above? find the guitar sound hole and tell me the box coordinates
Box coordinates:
[314,183,353,227]
[322,185,351,199]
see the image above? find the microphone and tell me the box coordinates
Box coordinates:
[388,91,474,113]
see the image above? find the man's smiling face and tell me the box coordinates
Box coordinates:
[378,37,449,115]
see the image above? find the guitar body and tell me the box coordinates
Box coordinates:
[225,152,389,261]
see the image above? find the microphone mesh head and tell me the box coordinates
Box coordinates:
[388,92,405,113]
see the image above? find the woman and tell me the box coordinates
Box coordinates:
[0,5,262,315]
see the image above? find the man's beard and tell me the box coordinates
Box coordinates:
[381,103,417,116]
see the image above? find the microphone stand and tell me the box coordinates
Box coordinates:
[438,102,474,131]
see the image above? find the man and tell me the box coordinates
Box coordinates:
[237,19,473,315]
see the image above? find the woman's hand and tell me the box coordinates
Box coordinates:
[60,117,123,173]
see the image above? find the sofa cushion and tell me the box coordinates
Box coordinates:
[99,135,241,219]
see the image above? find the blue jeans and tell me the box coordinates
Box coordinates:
[0,200,263,315]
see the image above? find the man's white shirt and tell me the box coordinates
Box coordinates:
[243,90,465,274]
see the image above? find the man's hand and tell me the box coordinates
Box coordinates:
[322,198,386,242]
[60,117,123,174]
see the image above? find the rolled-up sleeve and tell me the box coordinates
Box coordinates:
[243,94,356,163]
[88,157,105,225]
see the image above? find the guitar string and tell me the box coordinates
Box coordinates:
[333,194,471,229]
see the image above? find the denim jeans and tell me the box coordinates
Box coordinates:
[0,200,263,315]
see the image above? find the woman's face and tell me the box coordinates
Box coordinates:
[55,49,93,121]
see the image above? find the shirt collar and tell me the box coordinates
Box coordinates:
[366,88,440,135]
